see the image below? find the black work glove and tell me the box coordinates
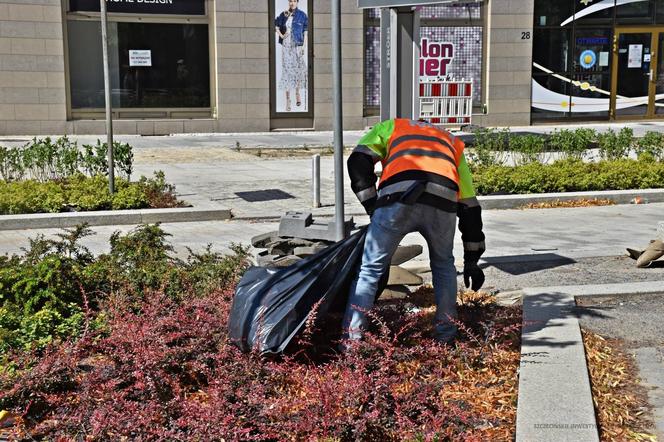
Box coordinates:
[463,261,485,291]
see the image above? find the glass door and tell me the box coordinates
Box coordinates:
[656,32,664,115]
[611,30,653,118]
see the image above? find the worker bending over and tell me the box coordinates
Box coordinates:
[344,118,486,344]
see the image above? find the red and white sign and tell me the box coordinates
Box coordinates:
[419,39,454,80]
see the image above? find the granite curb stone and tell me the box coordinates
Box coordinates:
[2,189,662,230]
[479,188,664,210]
[0,208,232,231]
[232,189,664,221]
[516,281,664,442]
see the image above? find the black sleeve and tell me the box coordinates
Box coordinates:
[347,151,378,215]
[457,201,486,263]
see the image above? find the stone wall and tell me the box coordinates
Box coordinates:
[0,0,68,135]
[478,0,534,127]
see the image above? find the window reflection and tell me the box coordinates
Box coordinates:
[68,21,210,109]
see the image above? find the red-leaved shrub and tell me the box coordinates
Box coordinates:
[1,286,521,441]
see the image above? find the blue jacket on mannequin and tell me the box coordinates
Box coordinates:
[275,8,308,46]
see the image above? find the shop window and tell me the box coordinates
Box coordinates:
[534,0,574,27]
[616,0,655,24]
[420,4,481,22]
[574,0,614,26]
[420,26,483,106]
[363,4,485,116]
[572,28,613,74]
[364,24,380,110]
[68,21,210,111]
[657,0,664,23]
[533,28,572,74]
[531,73,572,120]
[570,73,611,118]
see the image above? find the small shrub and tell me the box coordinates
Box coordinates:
[0,180,66,214]
[113,141,134,180]
[636,131,664,161]
[0,173,182,215]
[65,174,113,211]
[509,134,546,165]
[139,170,185,209]
[0,146,26,181]
[0,225,96,353]
[547,128,596,160]
[598,127,633,160]
[80,140,109,178]
[53,136,80,179]
[111,181,150,210]
[468,127,510,166]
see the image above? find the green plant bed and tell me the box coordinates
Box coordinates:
[0,224,522,440]
[474,157,664,195]
[0,224,249,356]
[0,171,183,215]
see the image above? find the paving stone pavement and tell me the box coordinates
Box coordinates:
[1,203,663,294]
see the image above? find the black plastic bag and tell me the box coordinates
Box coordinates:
[228,226,368,354]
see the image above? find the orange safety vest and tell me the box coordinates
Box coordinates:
[379,119,464,187]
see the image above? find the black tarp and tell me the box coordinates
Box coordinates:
[228,226,368,354]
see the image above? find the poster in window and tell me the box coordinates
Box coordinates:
[272,0,311,115]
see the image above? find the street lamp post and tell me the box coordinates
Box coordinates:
[332,0,345,241]
[100,0,115,194]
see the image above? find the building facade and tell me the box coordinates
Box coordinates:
[532,0,664,122]
[15,1,659,135]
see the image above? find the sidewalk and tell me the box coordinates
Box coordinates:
[2,125,664,440]
[2,119,664,150]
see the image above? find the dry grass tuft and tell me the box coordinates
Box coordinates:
[582,330,657,442]
[520,198,616,210]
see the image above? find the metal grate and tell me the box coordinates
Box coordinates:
[235,189,295,202]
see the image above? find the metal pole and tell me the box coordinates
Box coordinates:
[100,0,114,194]
[332,0,345,241]
[312,154,321,208]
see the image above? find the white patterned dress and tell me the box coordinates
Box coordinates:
[279,15,307,92]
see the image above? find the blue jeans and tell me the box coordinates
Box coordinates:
[342,202,458,341]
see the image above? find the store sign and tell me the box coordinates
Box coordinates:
[579,50,597,69]
[129,49,151,67]
[69,0,205,15]
[576,37,609,46]
[420,39,454,79]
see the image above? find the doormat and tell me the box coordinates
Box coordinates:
[235,189,295,202]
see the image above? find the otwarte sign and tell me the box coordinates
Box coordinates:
[69,0,206,15]
[420,39,454,80]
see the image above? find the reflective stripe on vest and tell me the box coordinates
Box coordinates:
[378,180,458,202]
[380,119,463,186]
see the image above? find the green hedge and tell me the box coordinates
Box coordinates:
[0,171,181,215]
[474,157,664,195]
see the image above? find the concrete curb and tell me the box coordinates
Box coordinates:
[516,281,664,442]
[479,188,664,210]
[231,189,664,222]
[1,189,662,230]
[0,208,232,231]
